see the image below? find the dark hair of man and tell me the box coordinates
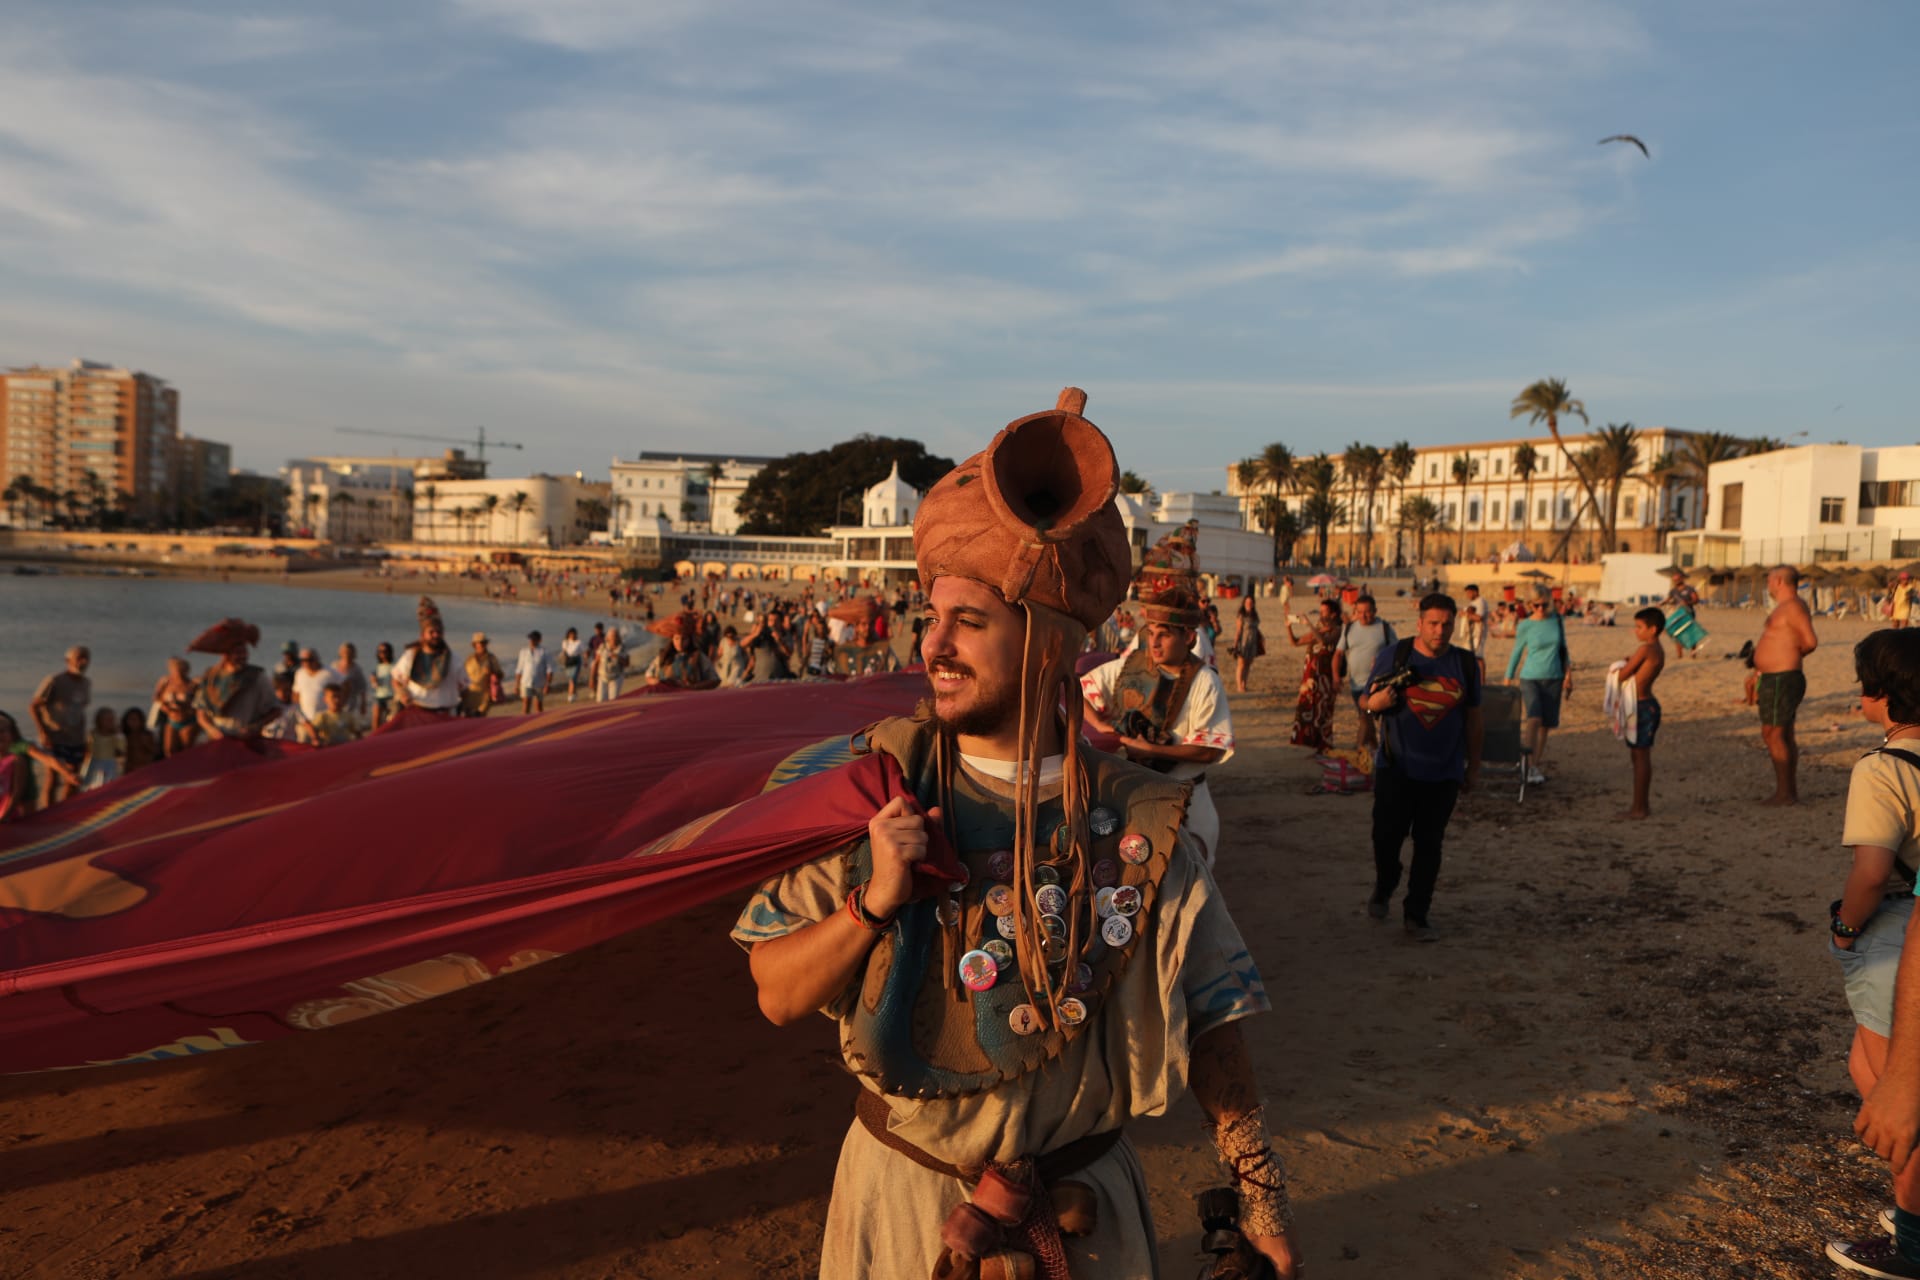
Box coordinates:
[1355,594,1376,608]
[1465,583,1479,593]
[1856,629,1920,723]
[1418,592,1458,617]
[1634,606,1667,631]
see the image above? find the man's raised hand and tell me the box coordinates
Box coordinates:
[865,797,941,919]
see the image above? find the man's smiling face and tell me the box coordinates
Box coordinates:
[921,576,1024,737]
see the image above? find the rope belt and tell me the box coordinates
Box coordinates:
[855,1089,1123,1280]
[854,1087,1123,1183]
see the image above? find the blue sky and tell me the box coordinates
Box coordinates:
[1,1,1914,490]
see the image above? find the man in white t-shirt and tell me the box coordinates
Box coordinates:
[1334,595,1395,750]
[291,648,342,722]
[391,596,469,714]
[1082,528,1234,864]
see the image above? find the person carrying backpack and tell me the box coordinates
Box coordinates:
[1359,592,1483,942]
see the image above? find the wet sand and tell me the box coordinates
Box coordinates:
[0,599,1888,1278]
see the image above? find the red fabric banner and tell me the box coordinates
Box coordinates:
[0,674,928,1072]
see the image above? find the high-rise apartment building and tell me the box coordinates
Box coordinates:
[0,359,180,518]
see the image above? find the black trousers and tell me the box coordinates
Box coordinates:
[1369,767,1460,924]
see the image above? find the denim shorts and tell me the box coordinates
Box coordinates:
[1519,678,1563,729]
[1836,894,1915,1037]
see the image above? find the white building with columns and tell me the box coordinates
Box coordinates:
[609,451,773,539]
[1670,443,1920,568]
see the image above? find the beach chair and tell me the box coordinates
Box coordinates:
[1478,683,1531,802]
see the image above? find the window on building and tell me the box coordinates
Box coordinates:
[1468,499,1481,523]
[1558,497,1572,521]
[1513,499,1526,524]
[1428,462,1439,480]
[1719,482,1743,531]
[1675,494,1688,521]
[1820,496,1845,524]
[1445,501,1456,521]
[1862,481,1920,509]
[1493,457,1504,476]
[1537,498,1548,522]
[1624,496,1636,519]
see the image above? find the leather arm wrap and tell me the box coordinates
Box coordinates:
[1210,1105,1293,1235]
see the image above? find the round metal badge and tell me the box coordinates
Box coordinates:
[984,939,1015,967]
[1041,935,1068,966]
[1034,884,1068,917]
[1101,914,1135,948]
[987,850,1015,880]
[1057,997,1088,1028]
[1118,833,1151,865]
[985,884,1016,917]
[958,949,998,992]
[1091,858,1120,888]
[1094,886,1117,919]
[996,912,1020,941]
[947,864,971,893]
[1068,962,1094,994]
[1110,885,1142,918]
[1039,913,1067,939]
[1009,1004,1043,1036]
[1034,863,1062,888]
[1088,807,1120,838]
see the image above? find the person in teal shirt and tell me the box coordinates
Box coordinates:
[1504,594,1573,785]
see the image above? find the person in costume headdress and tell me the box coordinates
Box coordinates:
[1081,522,1235,867]
[644,613,720,689]
[734,390,1299,1280]
[392,596,468,715]
[186,618,281,741]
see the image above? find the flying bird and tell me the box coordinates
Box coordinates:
[1599,134,1649,158]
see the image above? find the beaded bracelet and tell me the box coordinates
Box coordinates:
[1830,899,1864,939]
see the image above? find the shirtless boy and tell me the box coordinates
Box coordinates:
[1754,565,1819,806]
[1617,607,1667,819]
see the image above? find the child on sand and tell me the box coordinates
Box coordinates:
[81,707,125,790]
[1617,607,1667,819]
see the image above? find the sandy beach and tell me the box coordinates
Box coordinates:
[0,596,1889,1279]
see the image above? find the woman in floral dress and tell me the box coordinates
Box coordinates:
[1287,597,1342,750]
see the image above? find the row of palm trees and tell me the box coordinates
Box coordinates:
[4,470,124,530]
[1234,378,1782,569]
[407,485,540,545]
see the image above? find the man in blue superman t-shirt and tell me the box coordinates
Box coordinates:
[1361,593,1483,941]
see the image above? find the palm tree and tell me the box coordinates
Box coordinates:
[481,493,501,544]
[1340,443,1386,569]
[1512,442,1540,554]
[1235,443,1298,509]
[1118,469,1155,508]
[1672,431,1750,525]
[420,483,439,543]
[1398,495,1445,564]
[81,470,108,528]
[508,490,533,544]
[1450,453,1480,561]
[1295,454,1342,566]
[1510,378,1604,547]
[1251,494,1301,570]
[331,491,358,543]
[1645,453,1678,535]
[301,490,323,536]
[1586,423,1641,552]
[1746,435,1787,456]
[5,474,30,526]
[1386,441,1416,565]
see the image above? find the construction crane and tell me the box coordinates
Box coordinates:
[334,426,525,465]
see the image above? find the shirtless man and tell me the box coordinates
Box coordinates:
[1616,607,1668,819]
[1754,565,1818,806]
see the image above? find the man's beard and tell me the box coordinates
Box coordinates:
[927,659,1021,737]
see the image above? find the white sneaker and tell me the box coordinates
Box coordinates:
[1526,768,1547,785]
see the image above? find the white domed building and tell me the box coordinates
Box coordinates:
[826,461,924,587]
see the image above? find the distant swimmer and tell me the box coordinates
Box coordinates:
[1599,134,1650,157]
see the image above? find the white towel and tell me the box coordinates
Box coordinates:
[1603,658,1637,743]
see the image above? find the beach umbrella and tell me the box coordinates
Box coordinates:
[1516,568,1554,580]
[1307,573,1339,588]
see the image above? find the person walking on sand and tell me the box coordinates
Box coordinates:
[733,391,1299,1278]
[28,646,91,807]
[1613,607,1668,819]
[392,597,467,717]
[460,633,503,718]
[595,630,629,702]
[1755,565,1819,806]
[1828,629,1920,1276]
[1505,591,1572,787]
[1286,598,1341,750]
[1231,596,1264,694]
[559,627,584,702]
[516,630,554,715]
[1334,595,1395,753]
[332,643,371,721]
[1663,572,1703,658]
[152,656,198,757]
[1361,593,1482,941]
[188,618,282,742]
